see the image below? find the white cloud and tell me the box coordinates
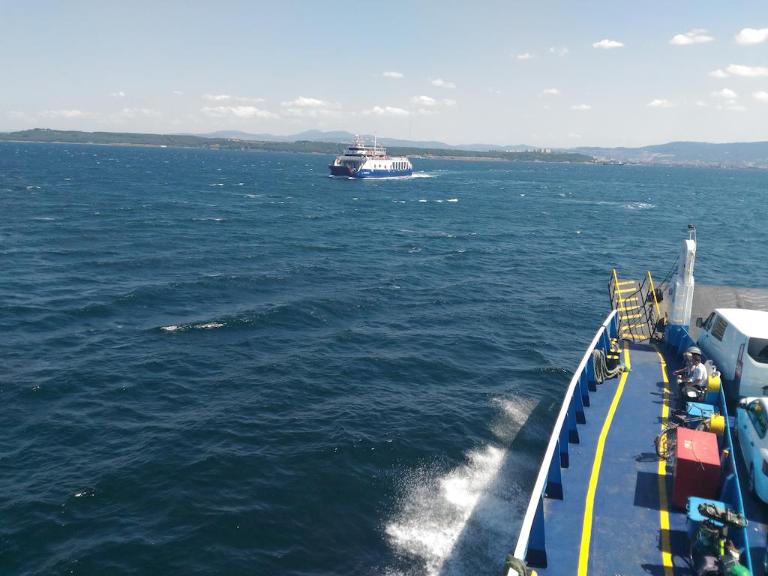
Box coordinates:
[753,91,768,103]
[726,64,768,78]
[40,109,86,118]
[735,27,768,45]
[647,98,674,108]
[411,95,437,107]
[592,39,624,49]
[235,96,265,104]
[571,104,592,111]
[201,106,278,119]
[403,95,456,115]
[382,71,404,79]
[549,46,569,56]
[516,52,533,60]
[670,29,714,45]
[709,69,729,78]
[712,88,738,100]
[119,107,161,119]
[280,96,340,118]
[7,110,33,121]
[363,105,410,117]
[695,100,708,107]
[172,90,184,96]
[568,132,582,139]
[540,88,560,97]
[110,90,126,98]
[431,78,456,89]
[203,93,231,101]
[717,102,747,112]
[282,96,331,108]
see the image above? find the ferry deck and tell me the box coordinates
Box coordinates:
[511,263,768,576]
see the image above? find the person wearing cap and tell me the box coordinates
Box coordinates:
[682,347,708,390]
[673,351,693,379]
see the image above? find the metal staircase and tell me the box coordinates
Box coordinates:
[609,269,662,342]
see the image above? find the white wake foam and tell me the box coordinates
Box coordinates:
[385,446,506,576]
[385,397,536,576]
[196,321,225,330]
[160,321,226,332]
[624,201,656,210]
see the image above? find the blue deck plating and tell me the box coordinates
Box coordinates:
[513,314,756,575]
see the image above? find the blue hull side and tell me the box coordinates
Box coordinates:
[351,169,413,178]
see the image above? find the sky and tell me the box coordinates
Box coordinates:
[1,0,768,147]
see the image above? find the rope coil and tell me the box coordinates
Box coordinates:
[592,348,624,384]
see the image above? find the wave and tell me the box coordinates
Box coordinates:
[385,396,535,576]
[624,201,656,210]
[160,321,225,332]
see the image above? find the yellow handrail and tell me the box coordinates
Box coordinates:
[611,268,624,311]
[647,270,661,318]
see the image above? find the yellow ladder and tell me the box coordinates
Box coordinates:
[611,270,652,342]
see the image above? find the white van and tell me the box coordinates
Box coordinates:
[695,308,768,398]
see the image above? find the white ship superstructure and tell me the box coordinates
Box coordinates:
[329,136,412,178]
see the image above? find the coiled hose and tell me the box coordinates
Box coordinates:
[592,348,624,384]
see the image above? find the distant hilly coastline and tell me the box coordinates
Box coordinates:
[193,129,768,168]
[2,128,768,168]
[0,129,591,164]
[194,129,530,153]
[572,141,768,168]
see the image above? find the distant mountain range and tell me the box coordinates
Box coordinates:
[194,129,531,153]
[572,141,768,167]
[193,130,768,167]
[0,129,591,164]
[3,128,768,168]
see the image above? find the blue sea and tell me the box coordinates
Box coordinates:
[1,142,766,576]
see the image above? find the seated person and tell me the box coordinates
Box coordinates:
[679,347,708,391]
[673,351,693,379]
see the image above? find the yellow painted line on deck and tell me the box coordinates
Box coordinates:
[655,349,675,576]
[619,313,643,320]
[617,286,638,294]
[577,344,631,576]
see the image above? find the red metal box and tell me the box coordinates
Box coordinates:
[672,427,721,509]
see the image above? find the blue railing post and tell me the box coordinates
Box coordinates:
[586,357,597,391]
[547,443,563,499]
[558,423,570,468]
[525,496,548,567]
[577,371,589,411]
[567,398,581,442]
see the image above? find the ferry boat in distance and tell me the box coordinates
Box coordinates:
[329,136,413,178]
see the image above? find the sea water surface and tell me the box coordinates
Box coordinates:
[1,143,766,576]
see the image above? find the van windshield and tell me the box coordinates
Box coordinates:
[748,338,768,364]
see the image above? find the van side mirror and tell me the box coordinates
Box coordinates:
[695,317,703,328]
[739,398,749,409]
